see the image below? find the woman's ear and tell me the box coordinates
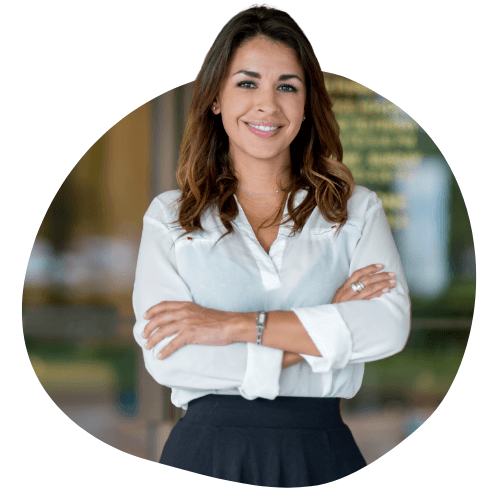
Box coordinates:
[212,99,221,114]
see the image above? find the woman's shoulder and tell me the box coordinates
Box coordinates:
[144,189,182,228]
[314,185,382,233]
[305,185,381,234]
[143,189,222,232]
[347,185,382,220]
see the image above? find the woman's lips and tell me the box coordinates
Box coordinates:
[246,122,281,138]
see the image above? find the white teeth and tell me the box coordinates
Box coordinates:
[248,124,279,131]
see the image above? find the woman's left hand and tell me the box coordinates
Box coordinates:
[141,301,239,360]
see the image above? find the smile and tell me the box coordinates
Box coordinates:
[248,124,279,131]
[246,122,282,138]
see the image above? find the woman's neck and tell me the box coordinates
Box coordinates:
[232,153,292,195]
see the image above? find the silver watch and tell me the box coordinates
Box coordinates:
[256,311,267,345]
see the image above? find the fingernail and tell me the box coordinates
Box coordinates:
[143,312,147,319]
[389,272,395,277]
[144,343,148,349]
[156,353,162,359]
[376,264,384,268]
[383,288,389,292]
[389,279,396,284]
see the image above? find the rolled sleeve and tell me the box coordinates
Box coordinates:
[291,305,352,372]
[239,343,283,399]
[291,191,411,373]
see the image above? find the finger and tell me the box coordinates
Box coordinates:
[142,311,175,339]
[142,302,191,338]
[143,300,188,320]
[156,331,189,360]
[363,287,391,300]
[356,279,396,300]
[347,270,395,291]
[144,324,179,349]
[142,301,170,320]
[350,264,384,282]
[356,272,395,288]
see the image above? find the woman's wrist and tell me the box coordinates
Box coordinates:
[230,310,320,356]
[230,314,304,367]
[230,312,260,343]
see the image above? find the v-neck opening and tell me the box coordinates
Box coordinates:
[232,193,295,283]
[233,192,291,256]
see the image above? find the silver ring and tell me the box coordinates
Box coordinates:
[350,281,365,293]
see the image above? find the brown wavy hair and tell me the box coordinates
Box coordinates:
[172,4,354,242]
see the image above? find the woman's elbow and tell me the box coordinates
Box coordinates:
[384,308,411,357]
[388,289,411,343]
[143,354,179,387]
[390,327,410,356]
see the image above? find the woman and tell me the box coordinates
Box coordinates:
[133,5,411,487]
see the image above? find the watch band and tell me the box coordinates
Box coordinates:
[256,311,267,345]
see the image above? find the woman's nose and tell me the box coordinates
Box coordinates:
[255,86,280,114]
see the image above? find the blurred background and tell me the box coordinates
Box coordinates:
[22,73,475,464]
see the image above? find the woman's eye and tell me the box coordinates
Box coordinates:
[237,81,256,88]
[278,84,298,93]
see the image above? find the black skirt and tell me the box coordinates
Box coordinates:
[159,394,367,487]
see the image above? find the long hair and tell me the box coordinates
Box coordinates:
[172,5,354,240]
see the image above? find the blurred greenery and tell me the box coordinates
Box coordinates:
[29,356,118,396]
[25,336,80,359]
[411,278,475,319]
[364,347,463,393]
[81,342,137,391]
[344,345,465,412]
[25,337,137,395]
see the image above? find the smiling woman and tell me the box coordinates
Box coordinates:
[132,4,410,488]
[213,37,306,170]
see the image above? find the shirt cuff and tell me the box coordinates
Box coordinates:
[239,343,283,400]
[291,305,353,372]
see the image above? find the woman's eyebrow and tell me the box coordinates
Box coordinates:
[232,69,303,83]
[278,74,303,83]
[232,70,260,78]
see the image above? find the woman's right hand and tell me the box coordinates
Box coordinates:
[332,264,396,304]
[282,264,396,369]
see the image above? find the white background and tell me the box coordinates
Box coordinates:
[3,0,498,497]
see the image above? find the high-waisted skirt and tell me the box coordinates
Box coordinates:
[159,394,367,487]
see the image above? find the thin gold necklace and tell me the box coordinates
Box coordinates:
[237,187,283,195]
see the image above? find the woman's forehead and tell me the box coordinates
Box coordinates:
[227,37,304,78]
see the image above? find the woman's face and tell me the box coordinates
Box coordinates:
[214,36,306,167]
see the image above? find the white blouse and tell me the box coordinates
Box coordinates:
[132,186,411,410]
